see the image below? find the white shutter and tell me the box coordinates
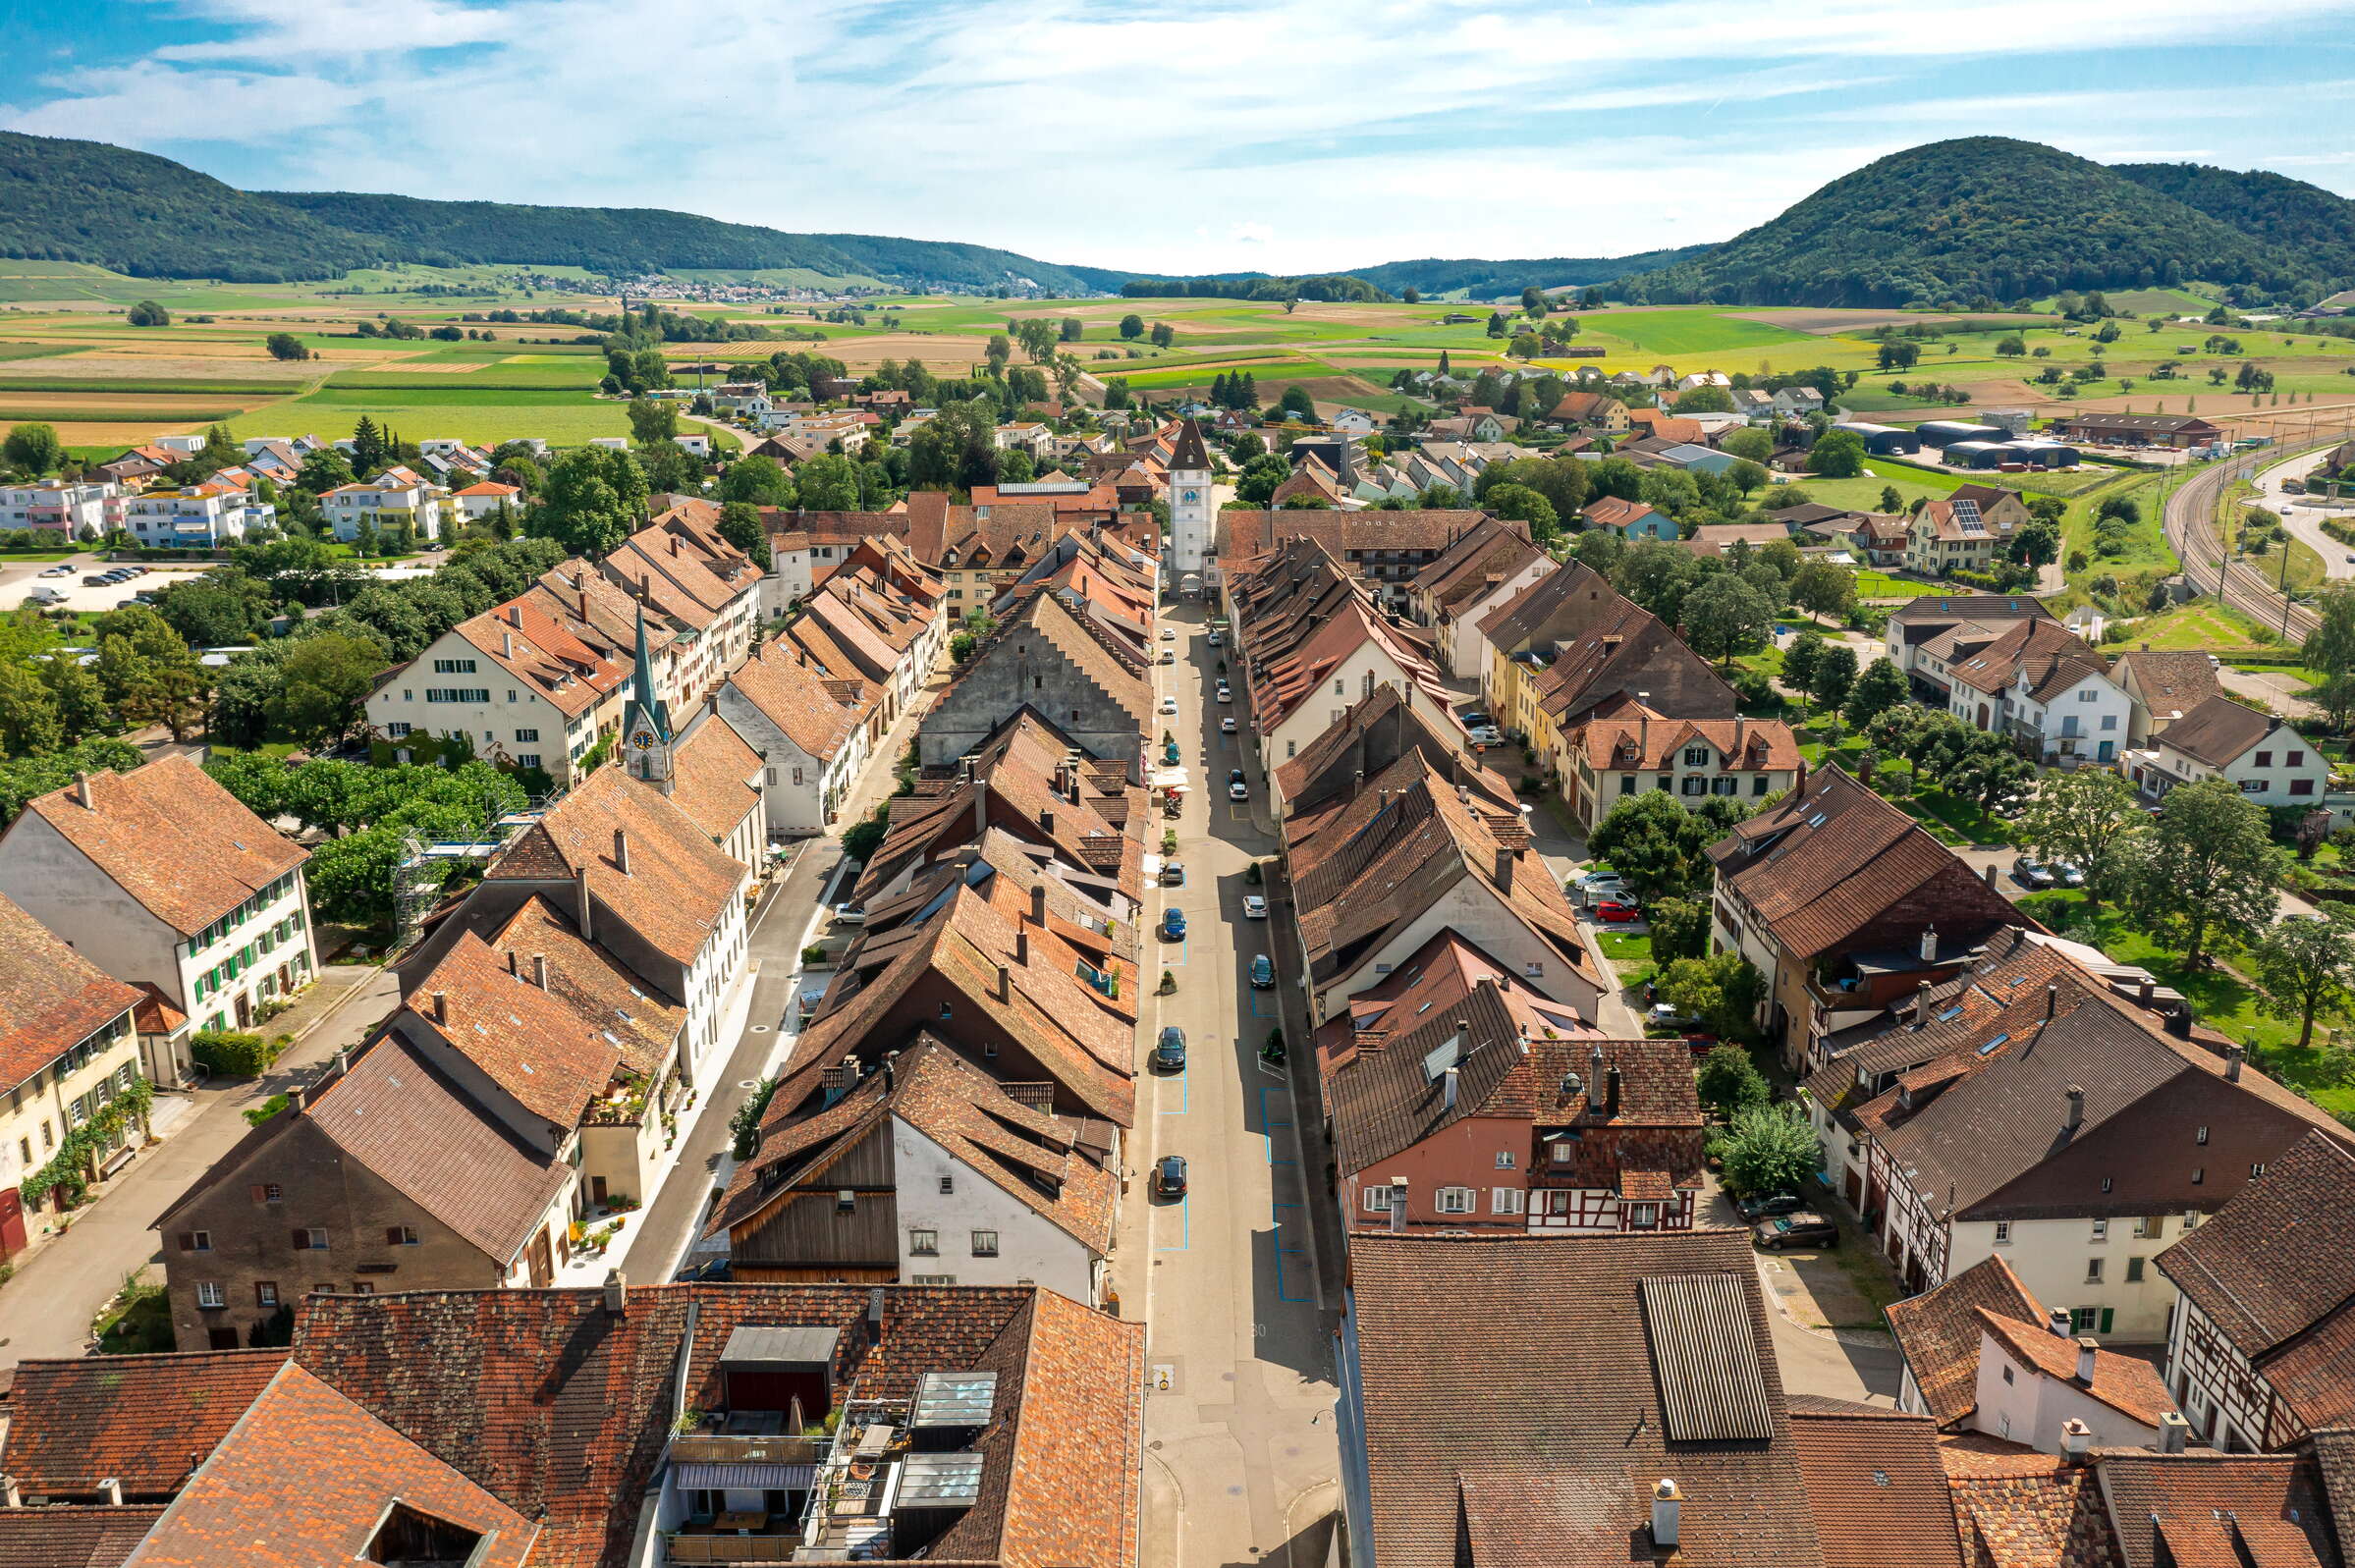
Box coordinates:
[1491,1188,1524,1216]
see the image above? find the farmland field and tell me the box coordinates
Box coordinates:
[1573,308,1812,355]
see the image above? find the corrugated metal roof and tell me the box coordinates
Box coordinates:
[1639,1273,1776,1442]
[675,1461,817,1490]
[720,1325,842,1366]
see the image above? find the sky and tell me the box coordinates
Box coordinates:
[9,0,2355,277]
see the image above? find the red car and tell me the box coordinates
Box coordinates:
[1592,900,1644,923]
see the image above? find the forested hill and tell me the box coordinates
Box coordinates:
[1618,137,2338,309]
[2111,162,2355,286]
[0,130,1120,292]
[0,131,395,282]
[1343,246,1717,298]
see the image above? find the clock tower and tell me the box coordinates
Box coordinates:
[1167,417,1213,592]
[619,607,674,794]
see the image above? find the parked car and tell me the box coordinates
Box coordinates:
[1159,650,1175,665]
[1215,684,1232,704]
[1754,1212,1839,1251]
[37,565,71,577]
[82,573,110,586]
[2010,856,2055,891]
[1242,894,1268,920]
[1160,695,1178,715]
[2049,859,2086,889]
[1466,726,1506,748]
[1207,630,1224,647]
[1647,1002,1703,1031]
[1162,907,1187,940]
[831,903,866,925]
[1220,716,1236,733]
[1574,871,1626,900]
[1154,1155,1188,1198]
[1228,768,1247,801]
[1154,1027,1187,1072]
[1734,1190,1805,1222]
[1592,900,1644,924]
[1164,740,1180,764]
[1250,954,1274,989]
[1160,626,1177,641]
[1161,860,1184,887]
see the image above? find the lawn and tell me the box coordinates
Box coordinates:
[94,1280,174,1354]
[226,395,631,447]
[1575,308,1813,356]
[1854,570,1954,599]
[2120,597,2279,651]
[2064,471,2174,584]
[1781,462,1962,513]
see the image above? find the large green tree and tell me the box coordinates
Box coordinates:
[1805,428,1866,478]
[2249,910,2355,1052]
[1842,657,1908,730]
[2018,767,2147,914]
[719,454,794,507]
[531,446,646,559]
[1678,573,1775,671]
[264,633,390,746]
[2,422,63,474]
[2127,776,2286,969]
[1717,1104,1819,1199]
[717,501,772,569]
[1588,791,1752,900]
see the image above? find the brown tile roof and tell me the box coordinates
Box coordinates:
[1974,1311,2177,1427]
[15,755,305,938]
[1582,494,1670,531]
[1410,516,1545,610]
[2096,1452,2335,1568]
[487,766,745,969]
[1787,1396,1966,1568]
[0,1505,164,1567]
[1346,1231,1823,1568]
[1231,540,1457,734]
[128,980,186,1037]
[401,931,624,1130]
[0,892,142,1094]
[1685,522,1802,556]
[482,896,684,1080]
[1944,618,2109,701]
[2155,694,2281,769]
[1275,684,1515,819]
[0,1349,286,1498]
[445,599,626,719]
[2110,651,2222,730]
[520,564,680,672]
[1709,766,2023,962]
[1886,1255,2046,1427]
[1629,409,1708,444]
[1569,697,1800,773]
[1213,509,1495,574]
[301,1033,576,1264]
[129,1361,537,1568]
[668,714,764,845]
[1936,1436,2117,1568]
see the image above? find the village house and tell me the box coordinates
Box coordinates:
[717,639,871,836]
[1904,495,2008,575]
[1885,594,2056,701]
[365,597,631,782]
[320,466,448,545]
[905,492,1060,609]
[917,587,1151,776]
[1558,694,1802,833]
[1404,516,1552,679]
[121,478,274,549]
[600,505,765,708]
[1942,617,2130,766]
[758,510,909,613]
[1210,508,1500,606]
[1709,767,2026,1069]
[449,480,523,522]
[0,756,317,1040]
[2110,649,2225,743]
[1579,494,1678,540]
[0,478,121,539]
[2123,694,2333,808]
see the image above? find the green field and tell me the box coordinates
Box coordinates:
[225,395,631,446]
[1576,308,1812,356]
[1853,570,1951,599]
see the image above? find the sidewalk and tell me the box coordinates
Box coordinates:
[0,964,394,1367]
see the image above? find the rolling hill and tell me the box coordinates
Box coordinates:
[1619,137,2337,309]
[1342,247,1717,298]
[2111,161,2355,286]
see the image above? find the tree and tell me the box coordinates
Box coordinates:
[1807,644,1858,711]
[2315,672,2355,733]
[264,633,389,746]
[1789,560,1855,624]
[1678,573,1774,671]
[0,663,62,758]
[1235,454,1288,506]
[2,422,63,474]
[1781,628,1824,694]
[1119,313,1144,340]
[1484,483,1559,544]
[795,454,861,512]
[1279,386,1316,420]
[152,571,271,647]
[2127,776,2286,970]
[126,299,170,327]
[1150,322,1175,349]
[531,446,644,559]
[2250,911,2355,1052]
[1718,1104,1820,1198]
[717,501,771,569]
[1696,1043,1770,1117]
[626,399,679,447]
[1588,791,1749,901]
[2018,765,2146,915]
[1805,428,1866,478]
[720,454,794,508]
[1995,335,2027,356]
[90,605,207,741]
[1842,657,1907,730]
[263,332,309,361]
[1876,340,1921,371]
[1647,897,1710,965]
[1401,287,1421,303]
[2304,585,2355,677]
[296,446,356,497]
[1059,317,1082,343]
[1672,385,1734,413]
[1720,427,1773,463]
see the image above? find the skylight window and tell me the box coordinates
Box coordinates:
[1977,1033,2009,1056]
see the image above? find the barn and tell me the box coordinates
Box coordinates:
[1915,420,2005,450]
[1943,441,2010,469]
[1833,420,1922,456]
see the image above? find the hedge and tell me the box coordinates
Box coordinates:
[192,1028,292,1077]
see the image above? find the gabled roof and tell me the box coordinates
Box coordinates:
[2096,1452,2337,1568]
[401,931,625,1130]
[1885,1255,2044,1427]
[2155,694,2281,770]
[1230,539,1456,734]
[0,1505,165,1567]
[128,1362,537,1568]
[1786,1397,1966,1568]
[0,1349,286,1498]
[669,714,764,845]
[1974,1311,2177,1428]
[728,640,863,762]
[1569,696,1800,773]
[2110,651,2222,730]
[1408,515,1545,612]
[1274,685,1512,818]
[1582,494,1669,530]
[12,755,305,938]
[1213,509,1496,575]
[0,891,142,1095]
[482,895,684,1080]
[1346,1231,1823,1568]
[1936,1436,2116,1568]
[1944,617,2109,701]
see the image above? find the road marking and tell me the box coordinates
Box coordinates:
[1247,986,1273,1020]
[1158,1194,1190,1252]
[1158,1062,1189,1115]
[1163,929,1190,967]
[1257,1085,1294,1166]
[1269,1204,1309,1303]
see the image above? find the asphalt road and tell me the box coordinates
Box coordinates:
[1127,602,1341,1568]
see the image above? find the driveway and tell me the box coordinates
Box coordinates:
[2253,448,2355,582]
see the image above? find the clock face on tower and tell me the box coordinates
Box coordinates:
[1182,489,1199,503]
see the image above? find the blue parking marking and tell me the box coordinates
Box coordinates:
[1246,986,1272,1020]
[1270,1204,1308,1301]
[1258,1085,1294,1166]
[1158,1061,1189,1115]
[1158,1195,1190,1252]
[1164,928,1190,966]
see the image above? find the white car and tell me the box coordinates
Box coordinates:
[1573,873,1626,902]
[1160,626,1177,641]
[1216,685,1232,704]
[1220,716,1236,733]
[1242,894,1268,919]
[1466,725,1506,747]
[1159,695,1178,715]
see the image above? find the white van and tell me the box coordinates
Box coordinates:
[24,585,67,606]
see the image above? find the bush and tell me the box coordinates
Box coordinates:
[243,1093,292,1127]
[1718,1104,1821,1198]
[801,944,829,966]
[192,1029,287,1077]
[1696,1045,1771,1117]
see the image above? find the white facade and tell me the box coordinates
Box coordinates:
[124,489,272,549]
[1950,668,2132,767]
[0,817,316,1037]
[366,632,606,783]
[1947,1214,2191,1342]
[2132,725,2332,808]
[0,480,121,539]
[1971,1325,2165,1450]
[322,479,447,544]
[716,680,871,838]
[1262,652,1456,774]
[1169,453,1214,583]
[0,1008,146,1212]
[1312,870,1600,1026]
[890,1118,1106,1305]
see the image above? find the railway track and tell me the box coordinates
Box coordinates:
[2160,440,2343,643]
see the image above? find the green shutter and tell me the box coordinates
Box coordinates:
[2099,1308,2114,1334]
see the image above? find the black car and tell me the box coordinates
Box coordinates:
[1153,1026,1186,1072]
[1754,1212,1839,1251]
[1154,1155,1188,1198]
[1735,1190,1805,1222]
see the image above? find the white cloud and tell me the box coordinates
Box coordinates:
[7,0,2355,272]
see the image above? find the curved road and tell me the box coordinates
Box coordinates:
[2162,440,2344,642]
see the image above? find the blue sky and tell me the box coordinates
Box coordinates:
[10,0,2355,276]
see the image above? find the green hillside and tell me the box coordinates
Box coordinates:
[2111,161,2355,287]
[1343,246,1718,298]
[1621,137,2326,308]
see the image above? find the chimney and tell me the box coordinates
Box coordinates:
[575,866,594,941]
[331,1046,351,1078]
[2064,1085,2085,1132]
[996,963,1011,1001]
[884,1050,899,1093]
[2059,1419,2093,1465]
[2157,1412,2191,1454]
[1651,1480,1681,1548]
[638,571,651,602]
[1014,930,1030,968]
[602,1270,628,1317]
[867,1286,886,1331]
[2074,1337,2100,1384]
[1388,1177,1408,1232]
[98,1478,122,1508]
[1983,862,1998,888]
[613,827,630,875]
[578,586,590,620]
[73,770,93,809]
[2049,1308,2074,1339]
[1920,925,1939,963]
[975,786,988,837]
[2,1476,20,1508]
[1734,715,1746,759]
[287,1082,307,1114]
[2047,983,2059,1019]
[1916,979,1935,1025]
[502,629,514,660]
[1493,845,1513,890]
[1030,884,1047,927]
[507,603,522,628]
[2224,1045,2244,1082]
[1605,1066,1623,1120]
[532,953,548,990]
[1442,1066,1459,1111]
[429,990,447,1025]
[1040,808,1056,836]
[2138,976,2155,1006]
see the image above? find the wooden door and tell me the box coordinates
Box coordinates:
[527,1228,554,1288]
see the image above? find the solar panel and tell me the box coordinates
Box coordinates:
[1639,1273,1776,1442]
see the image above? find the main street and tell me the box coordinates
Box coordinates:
[1124,599,1341,1568]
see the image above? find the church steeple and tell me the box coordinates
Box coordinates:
[620,607,674,793]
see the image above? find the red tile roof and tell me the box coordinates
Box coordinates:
[1974,1311,2177,1427]
[1787,1396,1965,1568]
[0,1349,286,1498]
[401,931,624,1130]
[1885,1255,2045,1427]
[0,892,143,1095]
[0,1505,165,1567]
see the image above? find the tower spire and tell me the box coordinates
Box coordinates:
[620,607,674,792]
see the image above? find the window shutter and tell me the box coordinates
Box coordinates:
[293,1228,310,1250]
[177,1232,194,1252]
[2100,1308,2114,1334]
[249,1183,270,1203]
[386,1226,405,1247]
